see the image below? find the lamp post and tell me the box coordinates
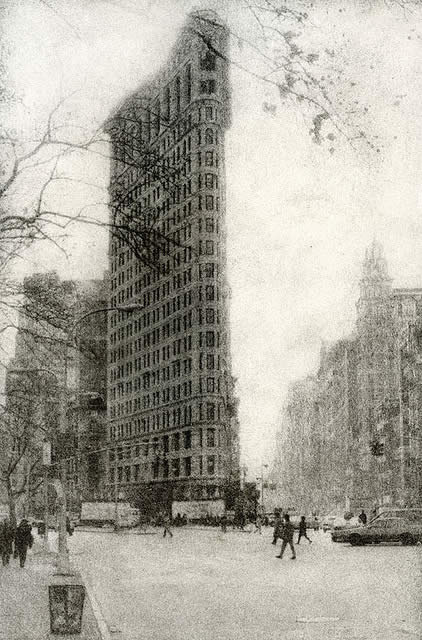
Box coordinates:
[257,463,269,514]
[114,443,119,530]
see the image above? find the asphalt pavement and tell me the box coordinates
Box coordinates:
[67,526,422,640]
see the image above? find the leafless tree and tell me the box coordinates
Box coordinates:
[0,373,59,527]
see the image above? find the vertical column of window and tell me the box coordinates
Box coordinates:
[199,50,217,95]
[165,86,171,124]
[153,98,161,137]
[185,64,192,105]
[145,103,151,142]
[175,77,181,114]
[138,119,143,150]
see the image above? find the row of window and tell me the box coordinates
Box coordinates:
[109,453,217,483]
[111,220,219,297]
[111,347,219,387]
[109,308,219,364]
[113,116,220,223]
[114,149,219,228]
[111,360,193,399]
[109,194,222,280]
[150,53,217,134]
[113,99,220,192]
[110,328,221,380]
[111,250,218,307]
[109,268,194,310]
[109,427,217,460]
[111,374,222,409]
[115,145,219,218]
[109,400,224,434]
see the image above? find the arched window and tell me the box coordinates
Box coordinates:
[205,128,214,144]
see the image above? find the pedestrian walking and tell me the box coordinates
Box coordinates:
[66,515,74,536]
[0,518,15,567]
[14,519,33,568]
[272,511,282,545]
[313,516,320,532]
[358,510,367,525]
[254,514,262,534]
[276,514,296,560]
[297,516,312,544]
[220,513,228,533]
[162,514,173,538]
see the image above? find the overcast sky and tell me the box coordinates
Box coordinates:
[2,0,422,474]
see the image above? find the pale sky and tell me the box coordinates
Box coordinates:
[2,0,422,474]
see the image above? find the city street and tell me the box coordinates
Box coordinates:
[67,527,421,640]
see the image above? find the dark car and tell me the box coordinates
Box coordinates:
[331,516,422,546]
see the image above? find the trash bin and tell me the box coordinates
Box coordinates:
[48,584,85,634]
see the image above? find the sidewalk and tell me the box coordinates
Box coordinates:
[0,540,103,640]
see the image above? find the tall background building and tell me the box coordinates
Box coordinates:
[274,241,422,514]
[105,11,239,514]
[2,272,107,521]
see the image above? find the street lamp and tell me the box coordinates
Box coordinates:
[257,463,269,514]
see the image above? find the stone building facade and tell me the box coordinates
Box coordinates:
[3,273,108,516]
[104,11,239,512]
[274,242,422,514]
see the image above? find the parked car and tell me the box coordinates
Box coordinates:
[371,508,422,523]
[331,516,422,545]
[332,516,362,531]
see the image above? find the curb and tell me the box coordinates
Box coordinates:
[79,569,115,640]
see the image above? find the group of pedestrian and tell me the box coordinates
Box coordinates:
[272,513,315,560]
[173,513,188,527]
[0,518,34,568]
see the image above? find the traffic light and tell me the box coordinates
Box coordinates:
[370,440,385,457]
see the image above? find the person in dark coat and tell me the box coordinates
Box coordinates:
[0,518,15,566]
[272,511,282,545]
[358,510,367,525]
[276,514,296,560]
[297,516,312,544]
[14,519,33,568]
[66,516,74,536]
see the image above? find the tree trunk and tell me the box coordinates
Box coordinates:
[6,476,17,530]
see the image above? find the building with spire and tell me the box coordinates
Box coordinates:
[354,241,422,508]
[104,11,239,514]
[274,242,422,514]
